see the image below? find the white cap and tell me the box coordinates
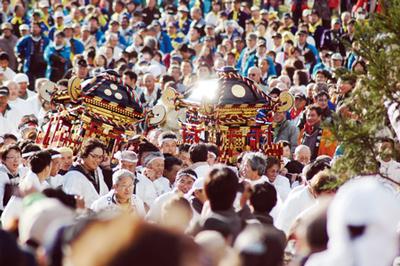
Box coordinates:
[54,11,64,19]
[38,0,49,8]
[19,198,75,246]
[178,5,189,12]
[14,73,29,84]
[19,24,29,31]
[114,150,138,163]
[302,9,311,17]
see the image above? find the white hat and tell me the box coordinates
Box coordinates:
[19,24,29,31]
[19,198,75,246]
[302,9,312,17]
[331,53,343,61]
[178,5,189,13]
[14,73,29,84]
[114,150,138,163]
[81,25,90,32]
[54,11,64,19]
[38,0,49,8]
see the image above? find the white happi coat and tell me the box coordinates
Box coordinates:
[90,190,146,217]
[63,167,109,208]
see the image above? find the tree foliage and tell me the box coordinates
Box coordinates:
[329,0,400,183]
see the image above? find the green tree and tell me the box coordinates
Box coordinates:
[329,0,400,185]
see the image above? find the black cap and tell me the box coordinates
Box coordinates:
[294,92,306,100]
[76,58,88,67]
[269,87,281,96]
[0,52,9,61]
[272,32,282,39]
[0,86,9,97]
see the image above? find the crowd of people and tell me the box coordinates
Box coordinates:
[0,0,400,266]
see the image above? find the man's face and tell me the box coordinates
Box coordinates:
[123,75,135,87]
[338,79,353,95]
[282,146,291,158]
[179,151,191,168]
[294,97,306,109]
[0,59,8,68]
[273,37,282,47]
[161,140,177,155]
[3,29,11,37]
[332,59,342,68]
[0,95,8,106]
[121,160,137,173]
[144,76,155,91]
[32,24,41,36]
[246,37,256,48]
[164,164,182,184]
[256,45,266,56]
[266,164,279,182]
[76,65,88,79]
[50,158,61,176]
[310,14,319,24]
[55,35,64,46]
[316,95,329,109]
[189,28,200,42]
[148,158,165,178]
[64,28,73,38]
[177,176,194,194]
[298,33,307,44]
[306,109,321,126]
[56,17,64,26]
[273,112,285,123]
[61,152,73,171]
[248,69,260,82]
[167,25,176,35]
[315,73,327,83]
[114,176,134,202]
[18,82,28,96]
[212,3,220,12]
[295,150,311,165]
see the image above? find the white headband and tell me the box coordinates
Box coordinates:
[176,173,197,182]
[51,154,62,159]
[22,151,37,158]
[159,138,178,145]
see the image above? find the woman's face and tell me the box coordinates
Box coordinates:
[148,158,165,178]
[83,147,104,171]
[3,149,21,174]
[95,56,106,67]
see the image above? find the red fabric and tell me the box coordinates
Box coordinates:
[353,0,381,13]
[289,108,303,120]
[304,122,314,135]
[329,0,339,9]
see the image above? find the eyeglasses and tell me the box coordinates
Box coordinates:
[89,153,104,160]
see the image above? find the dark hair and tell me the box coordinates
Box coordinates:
[179,143,191,153]
[176,168,198,179]
[206,143,219,157]
[21,143,41,155]
[189,143,208,163]
[295,70,308,85]
[305,211,328,252]
[2,133,17,142]
[293,60,305,70]
[315,90,330,100]
[42,188,77,209]
[307,105,323,117]
[164,155,183,171]
[1,144,21,161]
[205,166,239,211]
[277,140,290,149]
[138,140,160,164]
[80,138,106,159]
[0,52,9,61]
[305,157,331,180]
[30,150,52,174]
[250,183,277,213]
[123,70,137,82]
[265,156,280,171]
[48,149,61,158]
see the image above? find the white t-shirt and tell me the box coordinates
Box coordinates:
[0,104,23,136]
